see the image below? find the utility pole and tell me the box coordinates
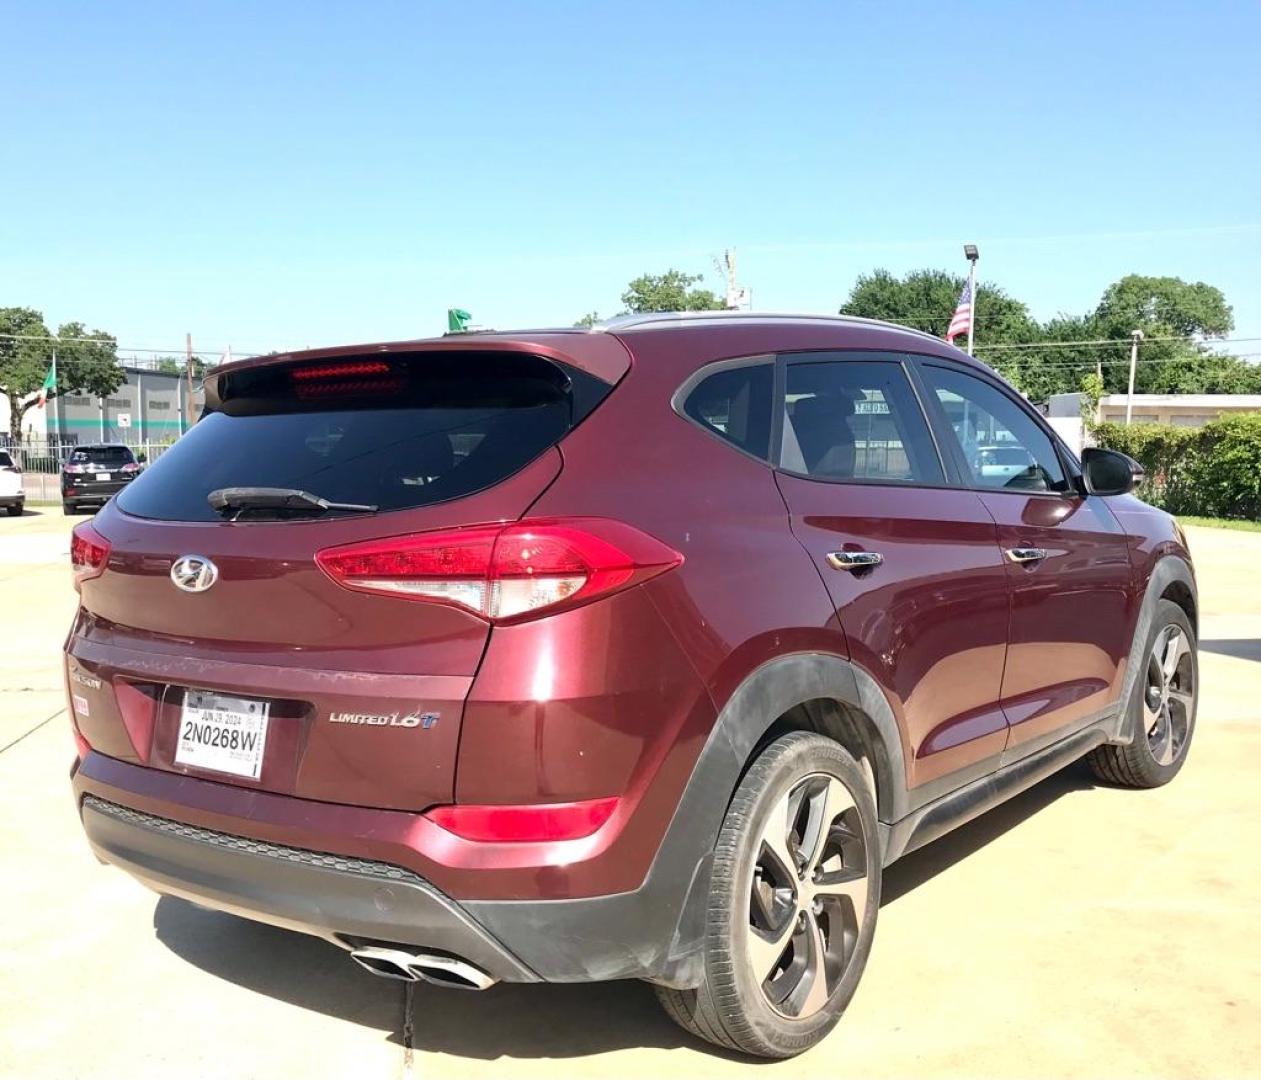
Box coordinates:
[963,244,979,356]
[185,332,195,431]
[722,248,751,310]
[1125,329,1144,425]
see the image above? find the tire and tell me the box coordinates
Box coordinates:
[62,501,76,515]
[1087,599,1197,788]
[5,504,21,517]
[655,732,881,1058]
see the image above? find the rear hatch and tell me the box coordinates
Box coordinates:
[67,346,614,811]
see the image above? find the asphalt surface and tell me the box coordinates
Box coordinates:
[1,510,1258,1079]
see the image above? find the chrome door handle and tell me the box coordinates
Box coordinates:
[826,551,883,572]
[1005,547,1048,563]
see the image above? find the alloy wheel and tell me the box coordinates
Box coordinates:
[747,773,869,1019]
[1143,624,1194,766]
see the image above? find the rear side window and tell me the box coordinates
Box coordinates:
[118,351,610,522]
[781,359,943,484]
[0,452,12,468]
[682,363,773,460]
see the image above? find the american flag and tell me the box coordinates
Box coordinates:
[945,278,972,344]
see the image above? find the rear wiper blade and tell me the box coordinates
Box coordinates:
[208,487,378,518]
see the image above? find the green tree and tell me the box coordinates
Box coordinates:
[840,268,1040,344]
[0,307,123,441]
[573,311,602,328]
[620,270,724,314]
[156,355,207,377]
[1091,275,1234,394]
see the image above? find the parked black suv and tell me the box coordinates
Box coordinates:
[61,444,143,514]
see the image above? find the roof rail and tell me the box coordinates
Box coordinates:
[590,310,946,345]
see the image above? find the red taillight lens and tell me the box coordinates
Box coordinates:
[70,522,111,584]
[120,462,141,475]
[425,797,618,842]
[72,726,90,761]
[316,518,682,622]
[64,463,86,475]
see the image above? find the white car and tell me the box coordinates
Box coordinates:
[975,444,1036,481]
[0,451,24,517]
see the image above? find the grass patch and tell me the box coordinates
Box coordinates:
[1178,516,1261,533]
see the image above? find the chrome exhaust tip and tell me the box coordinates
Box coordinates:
[405,953,497,991]
[349,945,421,982]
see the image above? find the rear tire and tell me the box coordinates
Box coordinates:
[1087,599,1197,788]
[655,732,880,1058]
[6,504,21,517]
[62,501,76,515]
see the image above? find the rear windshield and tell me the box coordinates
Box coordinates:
[117,351,609,522]
[70,447,134,465]
[0,452,12,468]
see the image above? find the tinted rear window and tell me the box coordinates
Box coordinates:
[70,447,134,466]
[118,351,609,522]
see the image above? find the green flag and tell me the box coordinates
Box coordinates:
[37,355,56,408]
[447,308,472,333]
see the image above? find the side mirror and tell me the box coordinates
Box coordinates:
[1080,447,1143,496]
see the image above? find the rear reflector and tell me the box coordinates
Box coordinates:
[70,522,110,584]
[316,518,682,623]
[425,797,618,842]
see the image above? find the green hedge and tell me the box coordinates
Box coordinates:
[1094,413,1261,520]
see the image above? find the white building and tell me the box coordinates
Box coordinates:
[1045,393,1261,454]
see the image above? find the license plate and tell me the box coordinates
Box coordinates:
[175,690,270,779]
[95,472,111,482]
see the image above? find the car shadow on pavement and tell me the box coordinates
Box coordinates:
[1199,638,1261,663]
[154,761,1098,1062]
[882,759,1096,904]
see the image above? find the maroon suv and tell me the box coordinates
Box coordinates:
[68,313,1198,1058]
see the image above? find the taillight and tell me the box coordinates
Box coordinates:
[70,522,111,584]
[120,462,141,475]
[425,797,618,842]
[316,518,683,623]
[64,463,86,475]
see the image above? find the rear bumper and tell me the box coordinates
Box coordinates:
[0,493,23,505]
[62,481,128,501]
[71,751,713,987]
[79,792,541,983]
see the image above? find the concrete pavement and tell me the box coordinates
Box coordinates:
[1,515,1258,1078]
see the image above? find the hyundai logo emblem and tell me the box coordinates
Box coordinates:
[170,555,219,594]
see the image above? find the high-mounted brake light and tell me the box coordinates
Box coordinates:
[291,360,392,381]
[425,797,619,843]
[70,522,111,584]
[290,359,404,398]
[316,518,683,623]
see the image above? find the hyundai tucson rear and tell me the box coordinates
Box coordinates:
[69,317,1197,1059]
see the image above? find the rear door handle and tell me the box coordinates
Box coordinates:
[826,551,883,572]
[1005,547,1048,563]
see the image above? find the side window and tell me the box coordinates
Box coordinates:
[922,366,1068,493]
[780,359,943,484]
[682,363,773,460]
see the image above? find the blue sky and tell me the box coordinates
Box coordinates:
[3,1,1259,359]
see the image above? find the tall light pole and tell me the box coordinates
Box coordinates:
[963,244,979,356]
[1125,329,1144,425]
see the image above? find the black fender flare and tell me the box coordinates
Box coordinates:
[1109,554,1197,744]
[465,651,907,987]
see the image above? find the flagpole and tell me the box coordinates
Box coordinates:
[964,244,979,356]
